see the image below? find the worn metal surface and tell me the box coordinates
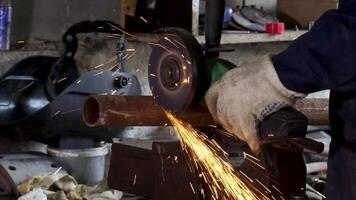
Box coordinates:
[108,135,309,199]
[108,140,203,200]
[108,140,155,198]
[83,95,329,127]
[295,99,329,125]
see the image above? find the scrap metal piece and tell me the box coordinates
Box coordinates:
[108,140,155,198]
[108,140,204,200]
[0,153,66,196]
[295,99,329,125]
[240,7,278,25]
[232,11,265,32]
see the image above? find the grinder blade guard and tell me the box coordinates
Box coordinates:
[148,28,210,112]
[148,28,236,112]
[149,0,229,112]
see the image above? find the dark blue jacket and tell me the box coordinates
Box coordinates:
[272,1,356,199]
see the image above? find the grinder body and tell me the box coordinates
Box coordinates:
[147,28,322,148]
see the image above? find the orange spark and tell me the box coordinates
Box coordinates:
[139,16,148,23]
[165,111,260,200]
[148,42,173,54]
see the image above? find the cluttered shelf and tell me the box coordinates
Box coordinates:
[128,30,307,45]
[196,30,307,44]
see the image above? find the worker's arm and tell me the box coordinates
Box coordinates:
[205,1,356,152]
[339,0,356,13]
[273,2,356,93]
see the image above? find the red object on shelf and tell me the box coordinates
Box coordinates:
[266,23,285,34]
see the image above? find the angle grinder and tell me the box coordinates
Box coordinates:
[148,29,325,199]
[148,0,323,157]
[148,28,323,153]
[148,28,234,113]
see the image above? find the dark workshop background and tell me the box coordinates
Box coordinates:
[0,0,295,140]
[11,0,276,42]
[0,0,294,139]
[11,0,120,42]
[0,0,329,153]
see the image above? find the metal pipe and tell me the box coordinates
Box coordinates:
[295,99,329,125]
[83,96,215,127]
[83,96,329,127]
[306,162,328,174]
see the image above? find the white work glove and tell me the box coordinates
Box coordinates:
[205,56,305,152]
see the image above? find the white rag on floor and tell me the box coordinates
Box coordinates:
[17,173,123,200]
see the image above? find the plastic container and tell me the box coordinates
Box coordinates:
[47,145,109,185]
[0,0,11,50]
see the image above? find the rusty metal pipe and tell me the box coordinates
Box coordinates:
[83,96,329,127]
[295,99,329,125]
[83,96,215,127]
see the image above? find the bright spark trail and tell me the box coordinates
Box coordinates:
[165,111,260,200]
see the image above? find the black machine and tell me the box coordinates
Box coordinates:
[0,21,141,144]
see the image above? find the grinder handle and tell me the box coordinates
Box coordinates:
[259,107,324,153]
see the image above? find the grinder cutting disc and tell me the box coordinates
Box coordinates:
[148,28,208,112]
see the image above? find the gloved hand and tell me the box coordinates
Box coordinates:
[205,56,305,152]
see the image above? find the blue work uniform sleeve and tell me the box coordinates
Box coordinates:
[272,0,356,94]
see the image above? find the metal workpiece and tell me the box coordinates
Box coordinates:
[108,140,202,200]
[83,95,215,127]
[294,99,329,125]
[83,95,329,127]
